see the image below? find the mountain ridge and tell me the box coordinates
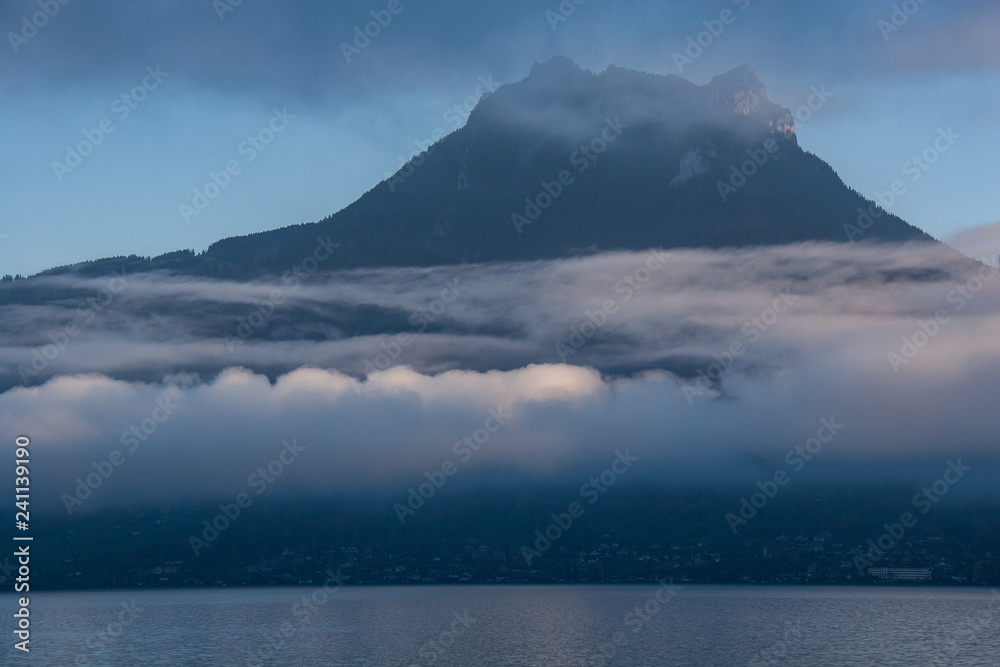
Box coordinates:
[18,58,934,280]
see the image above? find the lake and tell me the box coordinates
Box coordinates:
[3,585,998,665]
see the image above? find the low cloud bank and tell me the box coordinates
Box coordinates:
[1,243,999,510]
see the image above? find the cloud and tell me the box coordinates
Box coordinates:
[2,243,1000,511]
[871,1,1000,75]
[945,220,1000,265]
[3,0,996,106]
[1,241,993,385]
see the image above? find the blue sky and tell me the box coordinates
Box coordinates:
[1,0,998,277]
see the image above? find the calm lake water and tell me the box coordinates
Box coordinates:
[2,585,998,666]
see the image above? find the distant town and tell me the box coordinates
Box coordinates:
[14,487,1000,590]
[59,532,994,590]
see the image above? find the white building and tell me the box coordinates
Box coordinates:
[867,567,932,582]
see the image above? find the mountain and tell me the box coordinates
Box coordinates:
[32,57,933,279]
